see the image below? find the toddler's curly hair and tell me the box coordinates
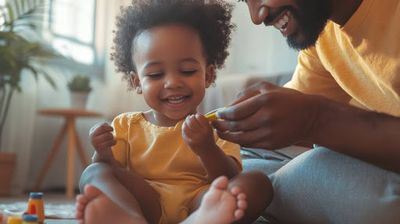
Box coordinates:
[111,0,234,90]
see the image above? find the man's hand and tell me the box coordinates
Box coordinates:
[182,114,217,156]
[89,122,117,163]
[212,81,321,149]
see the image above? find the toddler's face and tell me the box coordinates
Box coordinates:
[132,24,213,126]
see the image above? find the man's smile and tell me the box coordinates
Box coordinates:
[264,8,296,37]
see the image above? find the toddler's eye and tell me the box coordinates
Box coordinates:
[181,70,196,75]
[146,72,163,79]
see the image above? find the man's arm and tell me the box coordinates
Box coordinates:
[310,96,400,173]
[213,82,400,173]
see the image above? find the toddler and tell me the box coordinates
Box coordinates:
[75,0,273,223]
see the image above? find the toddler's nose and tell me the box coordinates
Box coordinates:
[164,74,183,89]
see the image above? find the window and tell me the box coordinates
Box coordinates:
[47,0,104,77]
[0,1,5,28]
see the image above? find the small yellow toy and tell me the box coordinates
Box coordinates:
[7,216,23,224]
[205,108,224,121]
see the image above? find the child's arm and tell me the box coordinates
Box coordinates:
[182,114,240,182]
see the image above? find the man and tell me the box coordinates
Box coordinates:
[213,0,400,223]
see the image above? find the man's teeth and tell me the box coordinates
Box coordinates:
[167,96,185,104]
[273,12,289,31]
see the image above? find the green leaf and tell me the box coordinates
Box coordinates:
[68,74,92,92]
[25,64,39,81]
[38,69,57,90]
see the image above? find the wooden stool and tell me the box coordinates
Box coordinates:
[34,108,102,198]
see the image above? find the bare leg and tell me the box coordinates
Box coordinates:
[182,176,247,224]
[76,164,272,224]
[229,171,273,223]
[189,171,273,224]
[75,185,147,224]
[78,163,161,224]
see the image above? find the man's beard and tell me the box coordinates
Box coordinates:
[286,0,331,50]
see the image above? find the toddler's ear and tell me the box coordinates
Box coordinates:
[129,72,142,94]
[205,65,216,88]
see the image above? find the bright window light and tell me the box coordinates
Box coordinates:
[53,39,94,64]
[49,0,96,65]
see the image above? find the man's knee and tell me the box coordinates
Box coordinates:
[267,147,400,223]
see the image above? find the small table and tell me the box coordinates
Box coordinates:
[34,108,102,198]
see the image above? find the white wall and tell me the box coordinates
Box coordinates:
[221,2,299,76]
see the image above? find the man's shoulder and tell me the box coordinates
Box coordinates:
[306,21,343,57]
[317,21,338,43]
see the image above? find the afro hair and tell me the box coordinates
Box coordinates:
[110,0,235,90]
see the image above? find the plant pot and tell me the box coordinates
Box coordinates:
[70,92,90,110]
[0,152,17,196]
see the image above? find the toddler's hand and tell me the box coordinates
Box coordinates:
[89,122,117,163]
[182,114,216,156]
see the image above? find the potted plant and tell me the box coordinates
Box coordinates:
[67,74,92,109]
[0,0,60,195]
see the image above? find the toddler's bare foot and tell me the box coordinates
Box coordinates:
[75,185,101,223]
[75,185,147,224]
[183,176,248,224]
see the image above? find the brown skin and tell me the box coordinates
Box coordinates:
[213,82,400,174]
[213,82,318,150]
[245,0,362,27]
[217,0,400,173]
[182,114,240,181]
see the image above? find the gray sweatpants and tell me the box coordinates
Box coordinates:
[242,147,400,224]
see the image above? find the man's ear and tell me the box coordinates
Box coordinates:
[205,64,216,88]
[130,72,142,94]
